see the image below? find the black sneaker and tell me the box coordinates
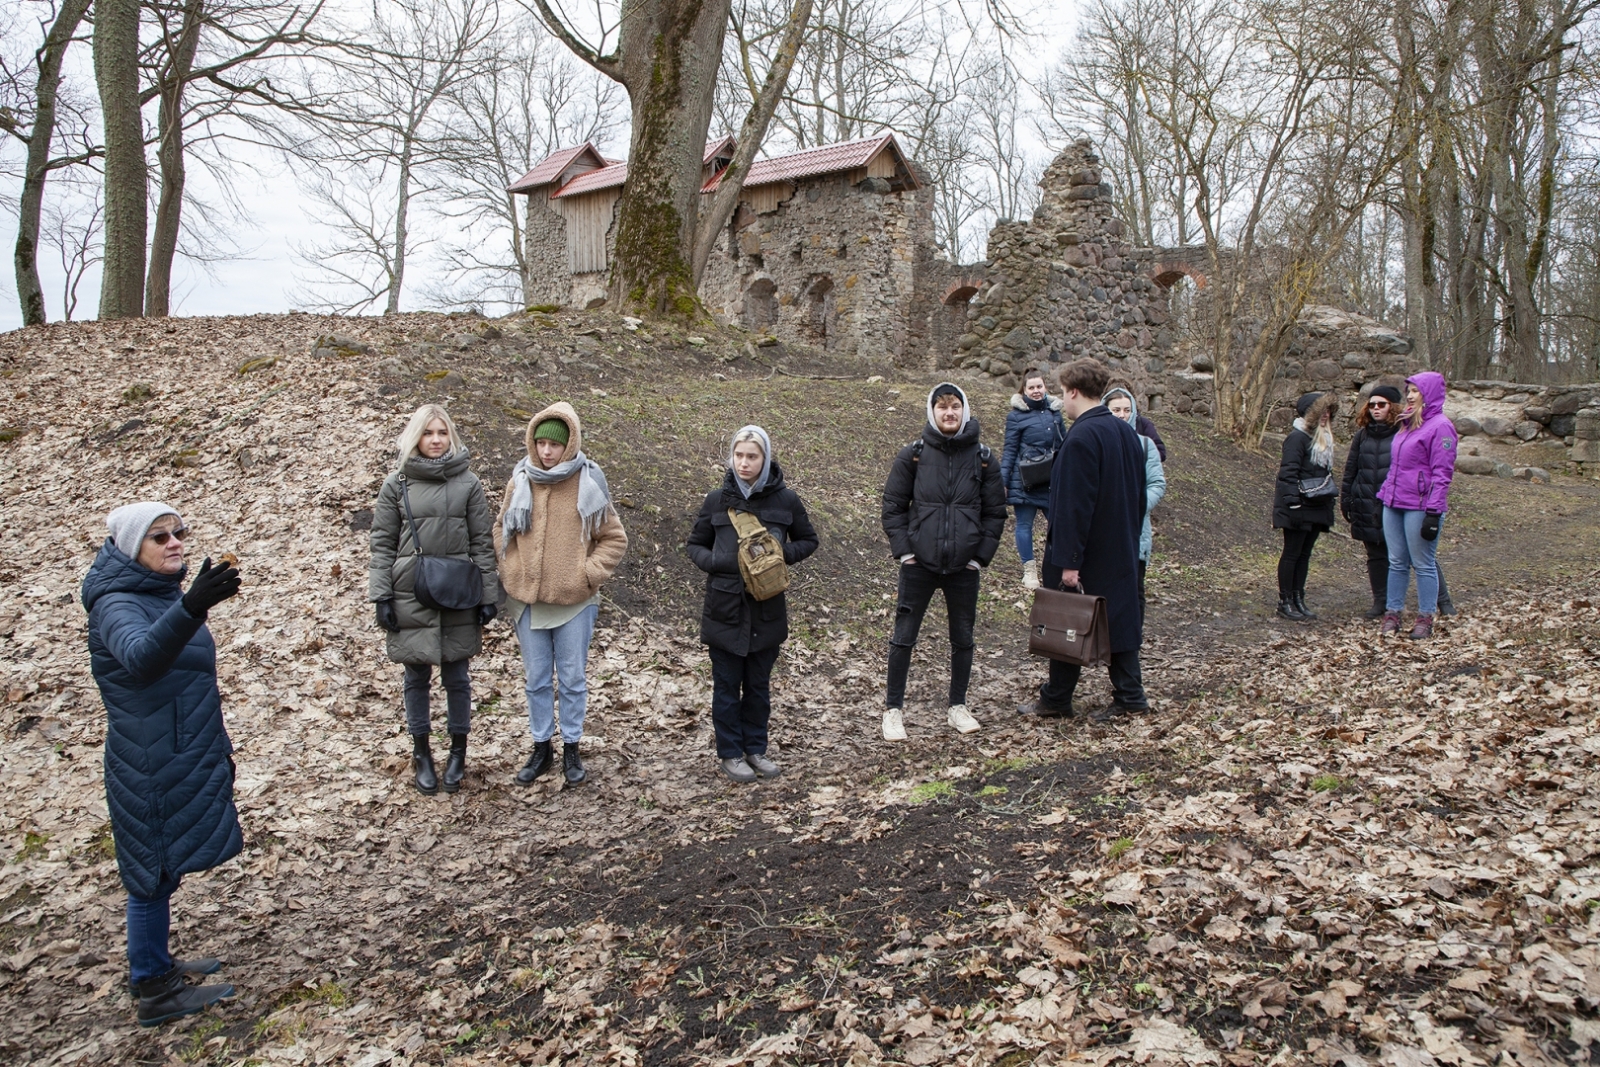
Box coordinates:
[136,966,233,1027]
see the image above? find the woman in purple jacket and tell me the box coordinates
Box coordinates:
[1376,371,1456,640]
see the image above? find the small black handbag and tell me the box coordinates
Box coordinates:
[1019,451,1056,489]
[1297,472,1337,500]
[398,477,484,612]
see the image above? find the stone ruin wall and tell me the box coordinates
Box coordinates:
[954,141,1175,399]
[522,197,569,309]
[700,176,929,362]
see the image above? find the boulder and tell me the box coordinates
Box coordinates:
[1455,455,1498,475]
[1514,420,1541,441]
[1575,408,1600,440]
[1453,416,1481,437]
[1190,353,1214,372]
[1513,467,1551,484]
[1308,359,1341,380]
[1571,439,1600,463]
[1549,391,1593,415]
[1549,414,1576,437]
[1477,416,1516,437]
[1523,405,1550,423]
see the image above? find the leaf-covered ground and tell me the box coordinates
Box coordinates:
[1,312,1597,1065]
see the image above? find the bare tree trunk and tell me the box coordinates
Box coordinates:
[13,0,93,327]
[146,0,207,318]
[605,0,733,314]
[388,142,415,315]
[95,0,149,320]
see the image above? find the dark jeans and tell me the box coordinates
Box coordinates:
[1277,528,1320,596]
[708,645,782,759]
[886,563,979,708]
[1037,651,1148,713]
[127,871,181,984]
[1364,537,1451,607]
[403,659,472,736]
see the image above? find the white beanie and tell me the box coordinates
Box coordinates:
[107,502,181,559]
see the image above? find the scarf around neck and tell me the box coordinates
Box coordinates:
[1293,417,1334,469]
[501,452,611,553]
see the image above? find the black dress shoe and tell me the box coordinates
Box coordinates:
[135,966,233,1027]
[562,742,586,786]
[1016,700,1073,718]
[442,734,467,793]
[516,740,553,786]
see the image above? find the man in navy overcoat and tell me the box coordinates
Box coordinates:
[1019,358,1149,719]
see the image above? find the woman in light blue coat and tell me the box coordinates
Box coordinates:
[1103,387,1167,618]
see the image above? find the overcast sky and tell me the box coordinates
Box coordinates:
[0,2,1078,334]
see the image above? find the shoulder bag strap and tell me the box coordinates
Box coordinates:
[397,476,425,555]
[727,508,766,539]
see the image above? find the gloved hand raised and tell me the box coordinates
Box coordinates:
[1420,511,1441,541]
[375,599,400,632]
[182,558,241,618]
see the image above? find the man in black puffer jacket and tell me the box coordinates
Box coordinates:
[880,383,1007,741]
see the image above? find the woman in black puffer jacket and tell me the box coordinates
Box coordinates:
[687,426,819,784]
[1272,391,1338,621]
[1340,381,1453,619]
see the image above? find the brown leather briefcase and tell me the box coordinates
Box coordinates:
[1028,587,1112,667]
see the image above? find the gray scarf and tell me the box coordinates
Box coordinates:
[1293,417,1334,469]
[500,452,611,553]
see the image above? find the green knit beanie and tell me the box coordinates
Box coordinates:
[533,419,569,445]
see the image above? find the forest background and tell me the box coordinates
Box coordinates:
[2,0,1599,387]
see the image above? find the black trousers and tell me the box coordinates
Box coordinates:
[1277,528,1320,596]
[1037,651,1147,713]
[1364,537,1451,607]
[886,563,979,708]
[708,645,781,760]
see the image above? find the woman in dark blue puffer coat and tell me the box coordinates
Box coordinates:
[1000,367,1067,592]
[81,502,243,1027]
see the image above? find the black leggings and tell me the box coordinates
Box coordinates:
[1277,528,1320,596]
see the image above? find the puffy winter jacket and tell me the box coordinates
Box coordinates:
[1272,393,1339,531]
[1378,371,1457,513]
[882,419,1007,574]
[1339,420,1399,542]
[1000,394,1068,507]
[368,449,499,665]
[81,542,243,898]
[686,463,819,656]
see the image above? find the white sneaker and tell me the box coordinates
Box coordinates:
[1023,560,1040,591]
[882,708,907,742]
[948,705,980,734]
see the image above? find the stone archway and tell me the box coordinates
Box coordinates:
[942,283,980,306]
[1152,263,1207,290]
[741,276,778,330]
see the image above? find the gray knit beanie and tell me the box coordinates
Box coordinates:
[107,501,181,559]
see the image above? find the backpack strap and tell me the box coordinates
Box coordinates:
[727,509,767,539]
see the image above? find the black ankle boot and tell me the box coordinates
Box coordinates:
[562,742,586,786]
[1276,595,1306,620]
[1294,591,1318,620]
[442,734,467,793]
[516,740,554,786]
[412,734,438,795]
[135,965,234,1027]
[1363,598,1386,620]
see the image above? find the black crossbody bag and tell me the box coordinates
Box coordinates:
[398,477,484,612]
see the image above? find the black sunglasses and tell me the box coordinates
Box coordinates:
[146,526,190,546]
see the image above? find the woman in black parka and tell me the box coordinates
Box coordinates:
[687,426,818,784]
[1272,391,1338,621]
[82,502,242,1027]
[1339,381,1453,619]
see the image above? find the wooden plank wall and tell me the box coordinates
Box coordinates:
[553,191,620,273]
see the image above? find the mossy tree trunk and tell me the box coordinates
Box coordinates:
[528,0,813,318]
[95,0,149,320]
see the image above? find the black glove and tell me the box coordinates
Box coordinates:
[476,603,498,626]
[375,599,400,632]
[1420,511,1441,541]
[182,557,240,617]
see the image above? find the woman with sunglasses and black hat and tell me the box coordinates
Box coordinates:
[1340,379,1454,620]
[1272,391,1339,620]
[82,503,243,1026]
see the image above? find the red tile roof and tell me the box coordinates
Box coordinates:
[552,162,628,198]
[703,133,912,192]
[507,143,605,193]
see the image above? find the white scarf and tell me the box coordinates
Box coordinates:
[1294,417,1334,469]
[500,452,611,553]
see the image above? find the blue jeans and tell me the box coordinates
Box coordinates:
[1383,505,1441,614]
[708,645,782,759]
[1013,505,1040,563]
[515,602,599,743]
[127,872,181,984]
